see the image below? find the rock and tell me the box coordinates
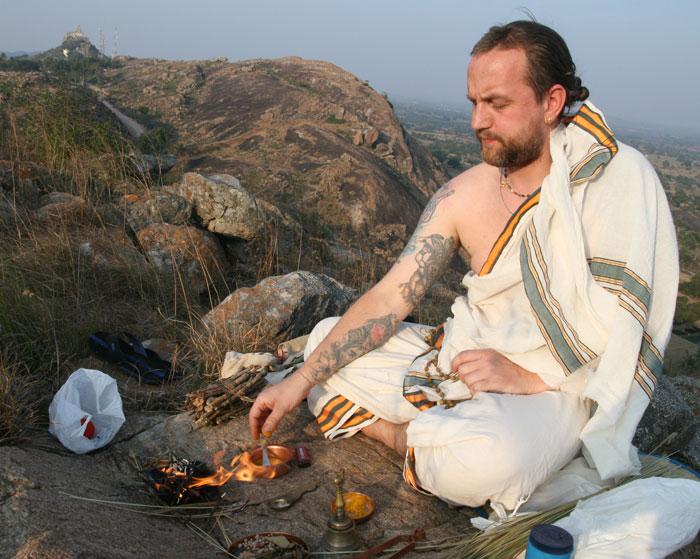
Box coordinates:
[127,153,177,177]
[633,375,696,454]
[0,193,19,227]
[35,191,87,222]
[364,127,379,148]
[113,409,473,554]
[167,173,261,240]
[664,334,700,376]
[677,417,700,471]
[203,271,356,347]
[123,191,193,232]
[79,230,148,273]
[375,143,393,157]
[352,129,364,146]
[136,223,230,297]
[669,376,700,415]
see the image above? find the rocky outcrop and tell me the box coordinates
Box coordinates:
[634,375,696,454]
[100,56,447,246]
[35,192,87,222]
[203,271,356,347]
[127,153,177,177]
[136,223,230,297]
[166,173,261,240]
[123,191,193,232]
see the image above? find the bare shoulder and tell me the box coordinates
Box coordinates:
[440,163,494,210]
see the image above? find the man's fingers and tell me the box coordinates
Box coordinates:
[249,397,272,440]
[261,408,286,437]
[451,349,487,371]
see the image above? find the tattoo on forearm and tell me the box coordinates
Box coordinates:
[307,313,399,384]
[397,182,455,264]
[399,234,456,307]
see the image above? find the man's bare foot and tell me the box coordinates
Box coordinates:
[361,419,408,455]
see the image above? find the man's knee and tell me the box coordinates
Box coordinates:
[304,316,340,360]
[414,433,532,508]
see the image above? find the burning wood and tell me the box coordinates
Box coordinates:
[143,457,233,505]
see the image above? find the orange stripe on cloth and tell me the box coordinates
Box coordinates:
[479,191,541,276]
[319,399,354,434]
[403,447,432,495]
[342,409,375,429]
[403,392,436,411]
[315,395,345,427]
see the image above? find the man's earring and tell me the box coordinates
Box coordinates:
[545,116,552,125]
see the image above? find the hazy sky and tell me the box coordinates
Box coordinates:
[1,0,698,132]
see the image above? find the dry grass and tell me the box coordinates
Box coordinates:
[0,72,455,443]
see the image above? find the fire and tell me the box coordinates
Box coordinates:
[144,457,233,505]
[188,465,233,488]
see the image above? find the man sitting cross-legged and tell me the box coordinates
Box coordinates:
[248,20,678,511]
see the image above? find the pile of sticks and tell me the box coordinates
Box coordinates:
[184,366,268,428]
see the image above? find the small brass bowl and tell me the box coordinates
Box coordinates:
[331,491,375,523]
[231,445,295,482]
[228,531,310,558]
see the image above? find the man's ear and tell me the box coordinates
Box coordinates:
[545,84,567,123]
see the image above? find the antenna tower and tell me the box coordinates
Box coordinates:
[112,27,118,57]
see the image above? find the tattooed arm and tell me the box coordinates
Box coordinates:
[249,181,460,438]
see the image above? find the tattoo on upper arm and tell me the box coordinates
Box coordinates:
[399,233,456,308]
[397,182,455,264]
[419,182,455,225]
[307,312,399,384]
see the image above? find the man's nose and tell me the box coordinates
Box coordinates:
[471,104,489,131]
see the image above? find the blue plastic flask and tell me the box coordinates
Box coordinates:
[524,524,573,559]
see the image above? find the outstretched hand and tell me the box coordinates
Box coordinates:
[451,349,549,395]
[248,372,314,439]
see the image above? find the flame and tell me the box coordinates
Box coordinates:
[188,465,234,488]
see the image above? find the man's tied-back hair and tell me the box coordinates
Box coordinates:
[472,20,589,115]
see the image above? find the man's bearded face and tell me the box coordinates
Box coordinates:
[476,122,545,168]
[467,48,549,170]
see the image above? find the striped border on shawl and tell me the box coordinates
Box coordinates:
[315,394,376,438]
[479,189,541,276]
[520,222,598,374]
[635,333,663,400]
[588,257,652,327]
[402,372,437,411]
[565,104,618,157]
[587,257,660,400]
[482,104,619,277]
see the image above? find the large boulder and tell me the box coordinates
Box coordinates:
[633,375,696,454]
[123,191,193,232]
[127,153,177,178]
[35,191,87,222]
[136,223,231,297]
[166,173,261,240]
[203,271,356,347]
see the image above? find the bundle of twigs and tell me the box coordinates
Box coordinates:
[185,366,269,428]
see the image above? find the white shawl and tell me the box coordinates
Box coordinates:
[437,102,679,480]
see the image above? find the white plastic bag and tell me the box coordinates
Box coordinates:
[49,368,126,454]
[555,477,700,558]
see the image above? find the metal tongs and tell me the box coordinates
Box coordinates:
[352,529,426,559]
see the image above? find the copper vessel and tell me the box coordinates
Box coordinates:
[230,445,294,482]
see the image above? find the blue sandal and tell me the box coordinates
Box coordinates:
[88,331,173,385]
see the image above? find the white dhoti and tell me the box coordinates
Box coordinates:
[306,317,589,510]
[305,101,678,510]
